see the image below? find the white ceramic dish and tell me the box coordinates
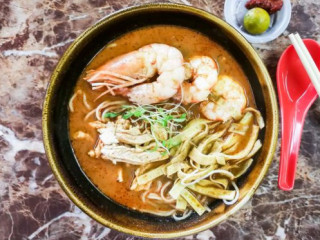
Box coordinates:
[224,0,292,44]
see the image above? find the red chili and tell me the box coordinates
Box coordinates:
[245,0,283,14]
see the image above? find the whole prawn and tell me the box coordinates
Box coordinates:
[179,56,219,104]
[200,75,247,122]
[84,43,185,105]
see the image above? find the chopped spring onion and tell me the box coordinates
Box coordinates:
[103,112,119,118]
[118,104,188,152]
[173,113,187,122]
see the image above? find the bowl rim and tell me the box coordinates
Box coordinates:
[42,3,279,238]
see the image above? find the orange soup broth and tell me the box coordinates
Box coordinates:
[69,25,255,213]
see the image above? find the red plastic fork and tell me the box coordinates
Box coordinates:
[277,39,319,191]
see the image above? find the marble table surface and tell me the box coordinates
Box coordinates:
[0,0,319,239]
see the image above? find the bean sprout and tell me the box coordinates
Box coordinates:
[223,181,240,205]
[172,210,192,221]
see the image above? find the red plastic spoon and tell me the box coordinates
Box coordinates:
[277,39,319,191]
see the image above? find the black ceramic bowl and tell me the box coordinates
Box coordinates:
[43,3,278,238]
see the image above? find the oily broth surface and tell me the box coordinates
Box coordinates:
[69,25,255,213]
